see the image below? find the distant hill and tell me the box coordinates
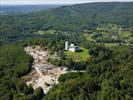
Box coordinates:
[0,2,133,43]
[0,4,63,15]
[19,2,132,31]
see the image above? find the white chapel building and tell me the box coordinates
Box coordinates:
[65,41,80,52]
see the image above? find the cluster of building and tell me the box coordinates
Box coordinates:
[65,41,80,52]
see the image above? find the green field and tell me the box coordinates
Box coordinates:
[65,47,90,62]
[83,33,95,42]
[97,43,119,47]
[34,30,59,35]
[104,43,119,47]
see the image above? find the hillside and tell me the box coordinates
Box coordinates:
[0,2,133,44]
[0,4,63,15]
[20,2,133,31]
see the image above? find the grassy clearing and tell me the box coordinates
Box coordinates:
[83,33,95,42]
[65,47,90,62]
[104,43,119,47]
[97,43,119,47]
[34,30,59,35]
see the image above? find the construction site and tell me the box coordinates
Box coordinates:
[23,46,68,94]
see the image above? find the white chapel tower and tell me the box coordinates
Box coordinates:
[65,41,69,50]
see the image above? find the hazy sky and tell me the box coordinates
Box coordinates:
[0,0,133,5]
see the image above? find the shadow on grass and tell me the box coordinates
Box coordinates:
[77,49,84,52]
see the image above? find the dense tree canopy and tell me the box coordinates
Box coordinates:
[0,44,34,99]
[44,45,133,100]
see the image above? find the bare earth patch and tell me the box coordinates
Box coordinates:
[23,46,68,94]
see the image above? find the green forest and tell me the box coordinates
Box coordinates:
[0,2,133,100]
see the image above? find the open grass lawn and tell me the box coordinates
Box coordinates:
[65,47,90,62]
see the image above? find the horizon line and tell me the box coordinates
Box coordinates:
[0,1,132,6]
